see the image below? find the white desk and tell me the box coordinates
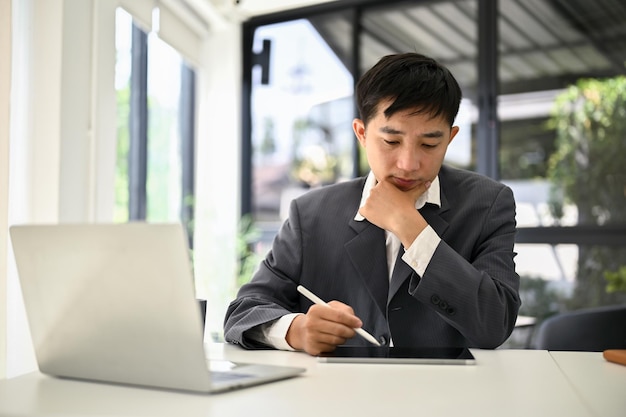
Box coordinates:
[550,351,626,417]
[0,344,624,417]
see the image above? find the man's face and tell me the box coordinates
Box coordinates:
[353,100,459,192]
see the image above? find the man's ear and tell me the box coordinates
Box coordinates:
[353,118,366,147]
[449,126,460,144]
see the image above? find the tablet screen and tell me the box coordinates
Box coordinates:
[317,346,476,365]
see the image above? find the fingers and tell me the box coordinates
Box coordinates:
[324,301,363,328]
[294,302,363,356]
[359,179,431,239]
[375,178,431,203]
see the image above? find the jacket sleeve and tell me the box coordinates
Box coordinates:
[410,184,521,348]
[223,201,305,349]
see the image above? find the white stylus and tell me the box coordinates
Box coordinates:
[297,285,381,346]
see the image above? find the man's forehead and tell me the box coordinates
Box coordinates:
[375,99,442,120]
[375,109,449,127]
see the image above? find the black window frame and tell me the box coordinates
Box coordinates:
[127,21,197,248]
[240,0,626,247]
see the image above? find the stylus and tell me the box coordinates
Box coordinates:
[296,285,381,346]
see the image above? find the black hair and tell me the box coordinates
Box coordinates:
[355,53,462,126]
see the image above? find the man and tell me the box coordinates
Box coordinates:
[224,52,520,356]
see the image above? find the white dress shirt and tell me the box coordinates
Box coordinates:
[261,172,442,350]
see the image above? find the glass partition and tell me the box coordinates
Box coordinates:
[498,0,626,344]
[115,8,195,230]
[242,0,626,347]
[250,17,355,251]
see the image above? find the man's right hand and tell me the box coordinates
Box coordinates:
[285,301,363,356]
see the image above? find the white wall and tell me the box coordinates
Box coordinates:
[194,26,242,340]
[0,0,12,380]
[4,0,43,380]
[6,0,86,378]
[2,0,241,378]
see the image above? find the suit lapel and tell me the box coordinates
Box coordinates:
[387,202,451,303]
[421,187,450,236]
[344,184,452,314]
[420,205,449,237]
[345,218,388,316]
[387,247,412,303]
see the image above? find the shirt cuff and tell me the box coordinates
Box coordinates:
[263,313,302,351]
[402,225,440,277]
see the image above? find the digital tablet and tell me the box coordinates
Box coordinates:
[317,346,476,365]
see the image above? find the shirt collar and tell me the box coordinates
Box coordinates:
[354,171,441,221]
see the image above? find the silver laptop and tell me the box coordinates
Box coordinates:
[9,223,305,393]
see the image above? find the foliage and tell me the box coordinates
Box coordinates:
[546,76,626,225]
[518,275,564,321]
[114,86,130,222]
[291,118,339,187]
[605,266,626,294]
[114,84,180,222]
[145,96,180,222]
[259,117,277,156]
[499,118,555,180]
[236,214,263,288]
[546,77,626,307]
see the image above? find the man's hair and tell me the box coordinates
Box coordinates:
[355,53,462,126]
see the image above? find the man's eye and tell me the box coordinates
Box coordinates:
[423,143,438,148]
[384,140,399,145]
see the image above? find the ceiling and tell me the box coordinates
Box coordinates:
[306,0,626,97]
[184,0,626,97]
[182,0,336,25]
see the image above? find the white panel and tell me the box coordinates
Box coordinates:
[158,2,204,66]
[116,0,208,67]
[117,0,152,32]
[193,25,241,338]
[58,0,95,222]
[0,0,11,380]
[225,0,335,17]
[92,0,118,222]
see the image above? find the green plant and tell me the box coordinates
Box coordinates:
[546,76,626,307]
[291,118,339,187]
[518,275,564,320]
[605,266,626,294]
[547,76,626,225]
[236,214,263,289]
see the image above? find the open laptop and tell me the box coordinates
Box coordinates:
[9,223,305,394]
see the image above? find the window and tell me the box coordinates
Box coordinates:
[246,17,355,253]
[115,8,196,245]
[360,1,477,172]
[242,0,626,347]
[498,0,626,329]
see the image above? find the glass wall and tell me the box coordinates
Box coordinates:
[115,8,196,242]
[242,0,626,346]
[497,0,626,332]
[249,16,355,252]
[360,1,477,173]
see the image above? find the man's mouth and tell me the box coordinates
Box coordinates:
[391,177,420,190]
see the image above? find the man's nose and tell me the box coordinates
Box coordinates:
[396,148,420,171]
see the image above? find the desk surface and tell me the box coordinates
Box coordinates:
[550,351,625,417]
[0,344,624,417]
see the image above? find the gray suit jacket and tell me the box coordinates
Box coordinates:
[224,165,520,349]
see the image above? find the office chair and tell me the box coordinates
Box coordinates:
[530,304,626,351]
[198,299,207,335]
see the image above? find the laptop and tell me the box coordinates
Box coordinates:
[9,223,305,394]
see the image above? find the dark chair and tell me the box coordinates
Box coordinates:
[530,304,626,351]
[198,299,207,336]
